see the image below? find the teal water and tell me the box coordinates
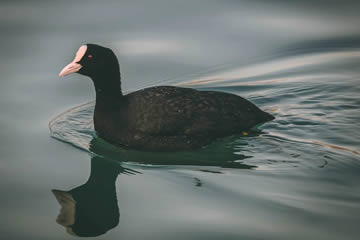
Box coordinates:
[1,1,360,239]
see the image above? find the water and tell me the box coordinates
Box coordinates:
[1,0,360,239]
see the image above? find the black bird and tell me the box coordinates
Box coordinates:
[59,44,274,151]
[52,156,122,237]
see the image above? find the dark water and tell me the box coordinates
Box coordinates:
[1,1,360,239]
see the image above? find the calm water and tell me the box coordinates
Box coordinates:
[1,0,360,239]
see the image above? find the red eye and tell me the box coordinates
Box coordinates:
[88,54,93,59]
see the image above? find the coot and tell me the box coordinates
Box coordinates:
[59,44,274,151]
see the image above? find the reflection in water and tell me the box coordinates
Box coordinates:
[50,133,260,237]
[52,156,134,237]
[51,142,240,237]
[89,137,256,169]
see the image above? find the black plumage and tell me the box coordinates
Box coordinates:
[61,44,274,151]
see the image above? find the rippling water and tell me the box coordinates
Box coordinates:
[1,0,360,239]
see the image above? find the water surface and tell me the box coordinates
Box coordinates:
[1,1,360,239]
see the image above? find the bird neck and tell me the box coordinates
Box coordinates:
[92,68,122,95]
[91,68,124,111]
[83,157,120,188]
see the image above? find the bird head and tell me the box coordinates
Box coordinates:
[59,44,118,79]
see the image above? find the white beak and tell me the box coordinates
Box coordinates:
[59,45,87,77]
[58,62,82,77]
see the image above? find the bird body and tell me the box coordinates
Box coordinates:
[59,44,274,151]
[94,86,273,151]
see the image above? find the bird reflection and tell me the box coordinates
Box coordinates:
[52,156,135,237]
[52,135,256,237]
[89,136,256,169]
